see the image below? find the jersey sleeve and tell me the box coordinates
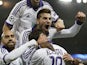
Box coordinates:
[19,28,32,46]
[0,48,9,65]
[5,1,24,25]
[10,58,23,65]
[53,21,82,38]
[48,21,82,40]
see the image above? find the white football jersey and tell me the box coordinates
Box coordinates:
[0,47,22,65]
[6,0,58,33]
[29,44,67,65]
[21,46,37,65]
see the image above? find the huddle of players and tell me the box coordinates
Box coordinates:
[0,0,86,65]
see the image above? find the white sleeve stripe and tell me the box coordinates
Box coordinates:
[12,1,26,16]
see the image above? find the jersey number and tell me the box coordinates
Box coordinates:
[50,56,62,65]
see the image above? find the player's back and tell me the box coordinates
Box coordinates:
[30,44,67,65]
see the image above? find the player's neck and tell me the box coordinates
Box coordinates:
[3,45,14,52]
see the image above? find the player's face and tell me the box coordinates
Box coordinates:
[37,33,48,44]
[37,13,52,31]
[2,31,16,49]
[31,0,40,6]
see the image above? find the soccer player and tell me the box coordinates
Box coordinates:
[0,30,41,65]
[29,24,82,65]
[3,0,86,40]
[20,8,86,46]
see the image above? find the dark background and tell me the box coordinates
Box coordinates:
[0,0,87,54]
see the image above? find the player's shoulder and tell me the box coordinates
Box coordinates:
[0,47,8,55]
[32,48,48,59]
[34,48,47,54]
[42,1,50,5]
[52,44,67,53]
[42,1,52,8]
[35,48,47,53]
[14,0,27,8]
[52,44,62,49]
[16,0,26,5]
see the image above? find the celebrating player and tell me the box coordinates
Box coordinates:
[0,30,40,65]
[3,0,86,41]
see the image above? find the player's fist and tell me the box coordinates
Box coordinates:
[54,18,65,31]
[75,11,86,22]
[63,53,73,61]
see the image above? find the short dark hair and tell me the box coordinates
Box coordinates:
[28,24,49,41]
[37,8,51,19]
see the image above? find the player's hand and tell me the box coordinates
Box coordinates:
[75,11,86,22]
[54,18,65,31]
[63,53,73,61]
[63,53,82,65]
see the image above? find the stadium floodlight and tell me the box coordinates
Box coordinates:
[83,0,87,3]
[59,0,72,2]
[76,0,82,3]
[0,0,3,6]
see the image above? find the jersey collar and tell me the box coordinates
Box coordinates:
[2,46,12,52]
[27,0,43,10]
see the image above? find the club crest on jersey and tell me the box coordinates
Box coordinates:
[9,16,15,22]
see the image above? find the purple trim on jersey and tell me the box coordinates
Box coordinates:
[3,54,8,65]
[5,22,13,27]
[53,17,59,23]
[48,41,53,43]
[2,46,12,52]
[27,0,43,10]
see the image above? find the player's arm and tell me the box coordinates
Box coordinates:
[2,1,22,32]
[0,49,8,65]
[63,53,82,65]
[49,11,86,39]
[3,39,38,65]
[45,1,86,38]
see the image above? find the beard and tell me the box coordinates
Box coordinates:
[7,41,16,48]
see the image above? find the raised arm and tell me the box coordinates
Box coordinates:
[48,11,86,39]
